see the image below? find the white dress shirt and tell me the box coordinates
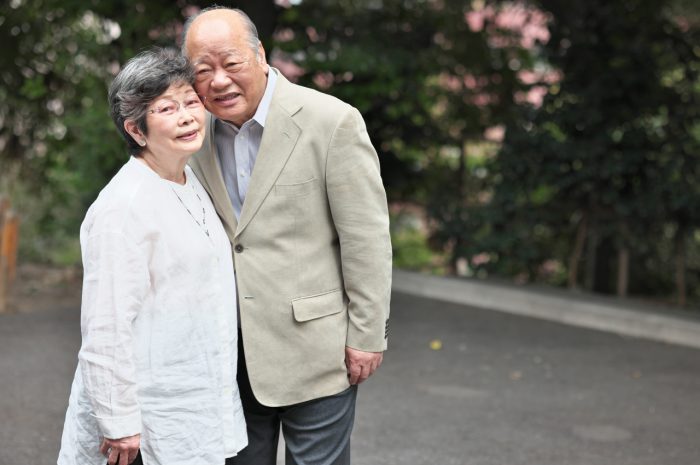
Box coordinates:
[215,68,278,219]
[58,157,247,465]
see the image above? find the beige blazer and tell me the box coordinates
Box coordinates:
[189,71,392,407]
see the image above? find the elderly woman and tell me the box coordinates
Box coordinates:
[57,48,247,465]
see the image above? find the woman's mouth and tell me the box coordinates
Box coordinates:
[177,130,199,141]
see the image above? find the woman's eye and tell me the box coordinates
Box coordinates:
[185,98,202,108]
[159,103,177,114]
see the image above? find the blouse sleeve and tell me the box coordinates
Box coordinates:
[78,229,150,439]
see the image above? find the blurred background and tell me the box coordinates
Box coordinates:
[2,0,700,308]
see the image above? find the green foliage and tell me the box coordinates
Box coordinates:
[0,1,277,263]
[457,0,700,299]
[3,0,700,306]
[391,224,444,272]
[276,0,442,201]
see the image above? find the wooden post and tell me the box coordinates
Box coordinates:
[0,222,6,313]
[0,197,19,313]
[0,196,7,313]
[3,211,19,283]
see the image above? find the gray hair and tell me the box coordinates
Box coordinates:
[181,6,261,58]
[108,47,195,156]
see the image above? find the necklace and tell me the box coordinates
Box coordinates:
[171,183,211,239]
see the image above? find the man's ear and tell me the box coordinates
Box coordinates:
[124,120,145,145]
[257,42,269,72]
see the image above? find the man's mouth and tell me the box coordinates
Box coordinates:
[213,92,240,103]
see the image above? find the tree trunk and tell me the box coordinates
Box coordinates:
[450,142,468,275]
[616,247,629,297]
[584,215,598,290]
[568,212,587,289]
[616,222,630,297]
[457,142,467,199]
[674,223,687,307]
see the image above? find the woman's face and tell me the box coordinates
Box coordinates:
[140,83,206,160]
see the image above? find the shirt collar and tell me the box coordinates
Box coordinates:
[252,67,277,128]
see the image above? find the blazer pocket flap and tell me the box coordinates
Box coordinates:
[292,289,345,322]
[275,178,317,197]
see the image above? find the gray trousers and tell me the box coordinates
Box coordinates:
[227,336,357,465]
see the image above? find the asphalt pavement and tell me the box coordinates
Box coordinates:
[1,288,699,465]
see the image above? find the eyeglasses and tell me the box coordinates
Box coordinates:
[147,96,205,116]
[195,60,250,83]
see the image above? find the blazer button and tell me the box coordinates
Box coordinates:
[234,244,244,253]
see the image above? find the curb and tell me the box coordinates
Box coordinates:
[392,269,700,350]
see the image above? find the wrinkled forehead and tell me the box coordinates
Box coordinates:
[191,48,248,66]
[186,13,253,57]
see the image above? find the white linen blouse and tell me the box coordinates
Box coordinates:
[58,157,247,465]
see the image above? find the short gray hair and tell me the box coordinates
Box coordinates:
[108,47,195,156]
[181,6,261,58]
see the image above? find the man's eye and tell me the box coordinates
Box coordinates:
[195,70,212,82]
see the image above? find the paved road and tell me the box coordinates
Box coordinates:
[1,292,699,465]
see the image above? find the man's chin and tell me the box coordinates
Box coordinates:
[208,107,245,126]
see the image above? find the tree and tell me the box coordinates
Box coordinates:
[467,0,700,303]
[0,1,277,261]
[275,0,440,201]
[275,0,544,273]
[425,0,547,273]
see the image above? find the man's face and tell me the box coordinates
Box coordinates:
[185,12,269,127]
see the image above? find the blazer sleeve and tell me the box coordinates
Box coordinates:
[326,106,392,352]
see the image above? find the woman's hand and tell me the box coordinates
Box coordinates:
[99,434,140,465]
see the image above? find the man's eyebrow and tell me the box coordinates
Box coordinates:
[192,56,211,66]
[192,50,243,66]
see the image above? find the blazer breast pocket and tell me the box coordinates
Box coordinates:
[274,178,318,198]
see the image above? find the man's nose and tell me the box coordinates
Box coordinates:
[211,67,232,89]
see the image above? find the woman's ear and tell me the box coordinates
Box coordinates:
[124,120,146,146]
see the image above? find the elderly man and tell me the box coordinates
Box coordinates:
[182,6,392,465]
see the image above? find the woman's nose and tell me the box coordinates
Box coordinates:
[178,107,196,123]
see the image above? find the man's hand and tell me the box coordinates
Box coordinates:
[345,347,384,385]
[99,433,140,465]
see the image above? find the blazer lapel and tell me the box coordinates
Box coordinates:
[235,75,301,238]
[190,113,238,239]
